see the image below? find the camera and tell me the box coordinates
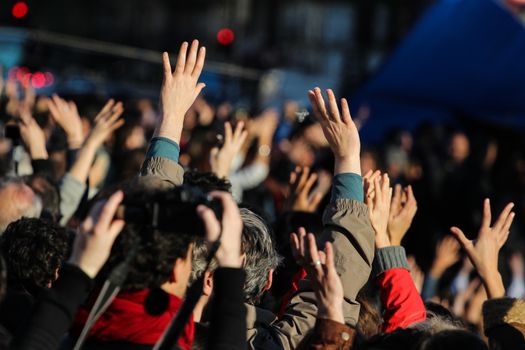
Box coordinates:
[116,185,223,237]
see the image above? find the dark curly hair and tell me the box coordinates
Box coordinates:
[183,170,231,193]
[96,186,195,291]
[0,218,69,291]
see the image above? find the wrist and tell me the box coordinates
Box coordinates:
[375,234,391,249]
[68,257,97,279]
[216,254,243,268]
[318,304,345,324]
[67,137,84,149]
[29,146,48,160]
[430,264,446,278]
[334,155,361,176]
[155,122,183,145]
[482,271,505,299]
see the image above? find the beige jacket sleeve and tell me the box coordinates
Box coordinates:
[138,156,185,187]
[249,199,375,350]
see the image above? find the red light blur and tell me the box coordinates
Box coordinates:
[217,28,235,46]
[31,72,46,89]
[12,2,28,19]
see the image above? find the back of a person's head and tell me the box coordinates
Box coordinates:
[97,186,195,291]
[0,218,68,291]
[0,178,42,233]
[191,207,281,304]
[183,170,232,193]
[419,330,487,350]
[239,207,282,304]
[412,302,466,335]
[26,175,61,221]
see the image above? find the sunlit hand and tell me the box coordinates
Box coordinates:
[71,191,125,278]
[19,104,48,159]
[48,94,84,149]
[388,184,418,246]
[197,191,243,268]
[157,40,206,144]
[85,99,125,148]
[450,198,515,298]
[285,167,324,213]
[308,88,360,175]
[210,121,248,179]
[365,173,392,249]
[291,227,344,323]
[430,236,461,278]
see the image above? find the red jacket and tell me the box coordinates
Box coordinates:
[377,268,426,332]
[72,289,194,350]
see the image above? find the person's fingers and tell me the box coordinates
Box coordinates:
[162,52,172,82]
[238,130,249,148]
[498,229,511,249]
[298,227,307,259]
[184,40,199,75]
[363,169,373,180]
[373,176,382,206]
[450,227,472,250]
[381,173,390,203]
[233,121,245,141]
[224,122,233,144]
[175,41,189,75]
[313,87,328,121]
[493,202,515,232]
[324,242,336,273]
[307,90,322,121]
[289,170,298,186]
[308,192,324,212]
[500,211,515,236]
[290,232,301,260]
[341,98,353,125]
[297,167,310,193]
[481,198,492,230]
[95,99,115,122]
[318,250,327,266]
[391,184,402,214]
[307,233,323,277]
[303,172,318,195]
[109,118,125,132]
[192,46,206,78]
[196,204,221,241]
[325,89,341,122]
[194,82,206,97]
[93,191,124,233]
[47,98,60,120]
[106,102,124,125]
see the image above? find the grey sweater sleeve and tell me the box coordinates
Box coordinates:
[59,173,87,225]
[373,246,410,276]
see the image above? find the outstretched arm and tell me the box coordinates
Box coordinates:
[140,40,206,186]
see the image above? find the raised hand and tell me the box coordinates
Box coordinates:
[450,199,515,298]
[47,95,85,149]
[365,173,392,249]
[290,227,344,323]
[388,184,418,246]
[85,99,125,147]
[18,104,48,159]
[196,191,243,268]
[70,191,125,278]
[285,167,324,213]
[430,236,461,278]
[157,40,206,143]
[210,121,248,179]
[308,88,360,175]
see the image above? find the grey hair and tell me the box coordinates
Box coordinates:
[410,311,466,334]
[191,207,282,304]
[0,177,42,233]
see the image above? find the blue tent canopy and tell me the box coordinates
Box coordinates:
[355,0,525,143]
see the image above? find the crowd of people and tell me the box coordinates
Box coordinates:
[0,39,523,350]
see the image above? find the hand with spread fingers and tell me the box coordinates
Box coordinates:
[290,227,344,323]
[18,104,48,160]
[210,121,248,179]
[47,94,85,149]
[450,198,515,298]
[430,236,461,279]
[388,184,418,246]
[364,173,392,249]
[285,167,325,213]
[307,87,360,175]
[196,191,243,268]
[71,191,126,278]
[157,40,206,143]
[85,100,125,148]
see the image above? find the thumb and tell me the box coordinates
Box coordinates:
[197,204,220,242]
[450,227,470,249]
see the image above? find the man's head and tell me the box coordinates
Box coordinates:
[191,207,281,304]
[97,186,196,297]
[0,178,42,233]
[0,218,69,292]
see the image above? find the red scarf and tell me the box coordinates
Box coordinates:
[72,289,194,350]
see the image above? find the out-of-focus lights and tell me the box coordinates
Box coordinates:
[217,28,235,46]
[12,2,29,19]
